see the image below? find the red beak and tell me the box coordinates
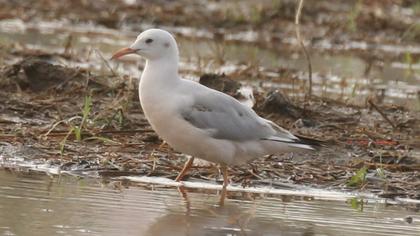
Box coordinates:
[111,47,137,60]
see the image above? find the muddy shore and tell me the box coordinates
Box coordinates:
[0,0,419,201]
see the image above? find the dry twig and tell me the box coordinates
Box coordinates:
[295,0,313,98]
[368,99,397,129]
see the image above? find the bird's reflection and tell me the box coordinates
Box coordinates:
[144,187,316,236]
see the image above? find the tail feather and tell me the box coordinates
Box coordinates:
[294,134,325,149]
[262,119,323,151]
[289,143,315,150]
[262,134,323,151]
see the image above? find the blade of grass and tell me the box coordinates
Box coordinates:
[83,136,121,144]
[60,127,75,155]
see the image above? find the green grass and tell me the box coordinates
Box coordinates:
[348,197,364,211]
[73,95,93,141]
[59,95,92,154]
[401,23,420,42]
[347,166,368,187]
[347,0,362,32]
[57,95,121,154]
[104,108,125,128]
[250,5,263,24]
[412,2,420,15]
[59,127,75,155]
[404,52,415,78]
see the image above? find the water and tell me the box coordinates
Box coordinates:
[0,19,419,110]
[1,5,419,236]
[0,171,418,236]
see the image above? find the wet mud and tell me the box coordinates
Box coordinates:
[1,54,419,200]
[0,0,419,201]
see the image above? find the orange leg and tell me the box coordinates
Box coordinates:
[177,186,192,214]
[219,165,229,206]
[175,156,194,182]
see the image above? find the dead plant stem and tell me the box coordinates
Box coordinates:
[368,99,397,129]
[295,0,313,98]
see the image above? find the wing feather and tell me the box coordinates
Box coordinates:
[181,90,296,142]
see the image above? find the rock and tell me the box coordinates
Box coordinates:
[199,73,241,97]
[20,57,79,91]
[259,90,303,119]
[1,57,82,92]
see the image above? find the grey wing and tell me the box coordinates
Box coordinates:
[181,90,298,142]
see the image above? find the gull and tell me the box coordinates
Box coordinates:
[112,29,314,200]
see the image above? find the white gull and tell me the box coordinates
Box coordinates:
[111,29,314,199]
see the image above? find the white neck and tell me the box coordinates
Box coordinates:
[138,55,181,111]
[141,55,179,85]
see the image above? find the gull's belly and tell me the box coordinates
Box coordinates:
[141,106,236,165]
[148,111,232,161]
[139,89,266,165]
[147,112,298,165]
[146,113,268,165]
[139,87,210,158]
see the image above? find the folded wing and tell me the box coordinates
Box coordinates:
[181,89,304,146]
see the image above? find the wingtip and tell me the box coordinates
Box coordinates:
[290,142,316,151]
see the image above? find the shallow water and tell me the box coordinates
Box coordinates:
[0,171,419,236]
[0,19,419,110]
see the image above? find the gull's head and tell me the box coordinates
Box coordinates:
[111,29,179,61]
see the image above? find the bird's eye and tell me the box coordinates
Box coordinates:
[145,38,153,44]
